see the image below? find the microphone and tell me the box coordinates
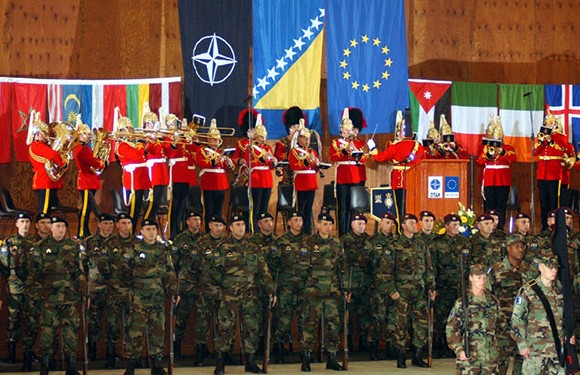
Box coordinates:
[523,92,532,98]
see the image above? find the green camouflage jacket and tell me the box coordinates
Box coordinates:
[370,232,397,295]
[432,233,469,290]
[303,233,342,297]
[82,233,112,296]
[392,234,435,296]
[341,231,374,292]
[469,231,505,268]
[0,233,34,295]
[98,233,138,298]
[269,231,309,291]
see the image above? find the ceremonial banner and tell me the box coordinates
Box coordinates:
[370,187,398,221]
[326,0,409,135]
[499,84,544,162]
[409,79,452,141]
[0,82,11,163]
[12,83,47,162]
[451,82,497,156]
[545,84,580,148]
[252,0,324,139]
[178,0,251,128]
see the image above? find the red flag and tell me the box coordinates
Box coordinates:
[149,81,183,119]
[103,85,127,131]
[0,82,12,163]
[12,83,48,162]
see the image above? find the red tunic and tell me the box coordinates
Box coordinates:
[232,138,250,166]
[116,141,151,191]
[244,142,275,188]
[185,143,199,186]
[475,144,516,187]
[330,137,367,184]
[196,146,231,191]
[533,133,572,181]
[167,143,191,184]
[146,139,173,186]
[29,141,65,190]
[373,139,424,189]
[73,143,104,190]
[289,147,319,191]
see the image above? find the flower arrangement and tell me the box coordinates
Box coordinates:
[435,202,478,237]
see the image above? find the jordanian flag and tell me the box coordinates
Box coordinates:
[409,79,451,141]
[499,84,544,162]
[451,82,498,156]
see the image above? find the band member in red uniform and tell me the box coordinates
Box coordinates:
[475,115,516,230]
[27,111,66,214]
[330,107,368,236]
[243,117,277,231]
[142,105,174,222]
[534,109,574,230]
[372,110,424,219]
[289,126,320,234]
[196,120,235,231]
[232,108,257,173]
[73,119,106,239]
[185,120,200,214]
[428,115,469,159]
[275,106,305,186]
[115,114,151,231]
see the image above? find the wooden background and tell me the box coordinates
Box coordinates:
[0,0,579,231]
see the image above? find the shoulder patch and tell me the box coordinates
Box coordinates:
[515,296,522,305]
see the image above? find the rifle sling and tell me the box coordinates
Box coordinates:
[529,281,563,366]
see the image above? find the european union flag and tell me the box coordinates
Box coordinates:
[326,0,409,135]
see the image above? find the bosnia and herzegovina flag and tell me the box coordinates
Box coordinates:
[326,0,409,135]
[252,0,324,139]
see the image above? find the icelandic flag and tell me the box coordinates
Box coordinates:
[252,0,324,139]
[326,0,409,135]
[545,84,580,149]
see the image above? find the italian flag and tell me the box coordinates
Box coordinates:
[408,79,452,141]
[499,84,544,162]
[451,82,498,156]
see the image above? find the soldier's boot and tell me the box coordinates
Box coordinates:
[123,360,136,375]
[396,347,407,369]
[40,355,50,375]
[105,343,116,369]
[325,352,344,371]
[8,341,16,363]
[150,355,167,375]
[225,351,241,365]
[369,340,379,361]
[174,338,182,359]
[65,354,81,375]
[244,353,262,373]
[88,340,97,361]
[22,351,33,372]
[273,343,285,364]
[411,346,429,368]
[213,352,225,375]
[300,351,311,372]
[194,344,205,367]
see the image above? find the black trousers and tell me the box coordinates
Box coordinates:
[35,188,60,214]
[124,189,145,234]
[250,187,271,232]
[336,181,365,237]
[144,185,165,221]
[202,189,226,232]
[538,179,560,231]
[169,182,189,238]
[297,190,315,234]
[483,185,510,230]
[78,189,99,239]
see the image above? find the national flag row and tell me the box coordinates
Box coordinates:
[0,77,182,163]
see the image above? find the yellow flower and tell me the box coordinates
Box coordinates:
[438,228,446,235]
[461,216,468,223]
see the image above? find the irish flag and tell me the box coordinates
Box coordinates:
[451,82,498,156]
[499,84,544,162]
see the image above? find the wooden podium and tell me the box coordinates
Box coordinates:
[404,159,469,219]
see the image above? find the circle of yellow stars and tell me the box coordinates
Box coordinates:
[340,34,393,93]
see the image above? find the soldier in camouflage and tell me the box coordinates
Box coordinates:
[469,214,505,267]
[446,263,501,374]
[0,212,33,364]
[416,210,437,243]
[82,213,115,362]
[432,213,469,358]
[511,255,576,375]
[30,216,85,375]
[212,214,275,375]
[368,212,398,360]
[269,211,309,363]
[340,212,374,352]
[486,209,507,242]
[488,233,539,375]
[391,214,434,368]
[18,212,51,371]
[300,213,344,371]
[512,212,540,264]
[97,212,136,369]
[120,219,178,375]
[170,210,203,359]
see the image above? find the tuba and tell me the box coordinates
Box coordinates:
[46,121,79,181]
[91,128,112,175]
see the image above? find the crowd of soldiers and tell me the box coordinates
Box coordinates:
[1,201,578,375]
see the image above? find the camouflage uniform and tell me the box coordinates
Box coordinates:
[213,235,274,354]
[391,233,435,351]
[119,238,177,363]
[0,233,34,359]
[488,256,538,374]
[340,230,374,347]
[269,230,309,347]
[29,236,85,362]
[521,233,542,264]
[469,231,505,268]
[511,277,565,375]
[446,290,500,374]
[432,233,469,350]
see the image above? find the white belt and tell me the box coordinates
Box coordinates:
[539,156,563,161]
[146,158,166,168]
[485,165,509,169]
[199,168,225,177]
[122,162,149,206]
[252,166,270,171]
[336,161,358,166]
[168,157,188,167]
[294,170,316,175]
[187,166,197,170]
[393,165,410,171]
[123,162,148,173]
